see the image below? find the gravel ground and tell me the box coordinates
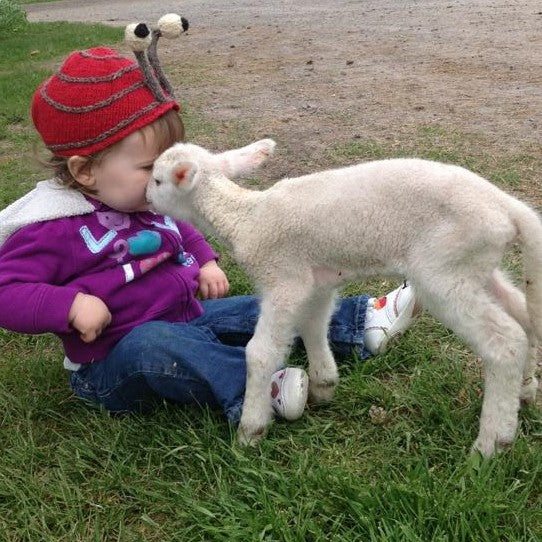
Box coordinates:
[25,0,541,172]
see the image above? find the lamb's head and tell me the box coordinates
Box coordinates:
[147,139,276,219]
[147,142,215,219]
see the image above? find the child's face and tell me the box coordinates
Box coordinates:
[88,129,159,213]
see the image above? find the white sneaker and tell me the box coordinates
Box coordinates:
[364,282,418,355]
[270,367,308,421]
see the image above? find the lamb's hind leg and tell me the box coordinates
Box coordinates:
[491,269,539,404]
[419,277,527,457]
[238,283,312,446]
[298,288,340,404]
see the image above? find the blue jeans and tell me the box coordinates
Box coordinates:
[69,294,371,424]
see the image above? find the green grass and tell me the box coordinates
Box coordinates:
[1,18,542,542]
[326,127,541,194]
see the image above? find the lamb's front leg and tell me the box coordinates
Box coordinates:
[238,287,307,446]
[298,288,339,403]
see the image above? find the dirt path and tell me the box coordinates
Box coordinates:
[26,0,541,176]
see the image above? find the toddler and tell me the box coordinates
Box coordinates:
[0,44,417,426]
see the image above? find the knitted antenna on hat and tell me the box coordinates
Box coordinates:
[125,13,189,102]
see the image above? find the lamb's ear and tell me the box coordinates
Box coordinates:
[219,139,276,178]
[171,161,198,191]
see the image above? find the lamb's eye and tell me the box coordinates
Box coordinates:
[154,178,162,186]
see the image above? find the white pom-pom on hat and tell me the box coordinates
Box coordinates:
[125,22,152,52]
[158,13,184,38]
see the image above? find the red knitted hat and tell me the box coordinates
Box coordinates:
[31,47,180,157]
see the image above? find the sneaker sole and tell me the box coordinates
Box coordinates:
[278,369,309,421]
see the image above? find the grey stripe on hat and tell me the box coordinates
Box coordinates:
[57,63,139,83]
[80,50,127,61]
[46,100,165,152]
[40,79,146,114]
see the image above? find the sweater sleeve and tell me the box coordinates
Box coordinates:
[0,221,82,334]
[177,221,219,267]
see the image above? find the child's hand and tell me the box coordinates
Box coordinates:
[198,261,230,300]
[69,293,112,343]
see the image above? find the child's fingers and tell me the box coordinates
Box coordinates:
[207,281,219,299]
[216,279,229,298]
[198,282,209,300]
[80,328,99,343]
[78,318,110,343]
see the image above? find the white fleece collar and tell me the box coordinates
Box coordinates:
[0,179,95,246]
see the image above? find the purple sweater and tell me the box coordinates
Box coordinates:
[0,196,217,364]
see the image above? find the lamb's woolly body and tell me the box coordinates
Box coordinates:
[149,139,542,457]
[169,157,523,285]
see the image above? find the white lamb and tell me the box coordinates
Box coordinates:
[147,138,542,457]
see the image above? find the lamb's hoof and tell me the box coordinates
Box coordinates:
[471,433,515,458]
[470,437,497,459]
[308,379,337,404]
[520,376,539,405]
[237,423,267,447]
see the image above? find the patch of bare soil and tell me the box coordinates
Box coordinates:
[26,0,541,179]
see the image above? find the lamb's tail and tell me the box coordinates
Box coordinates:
[513,200,542,344]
